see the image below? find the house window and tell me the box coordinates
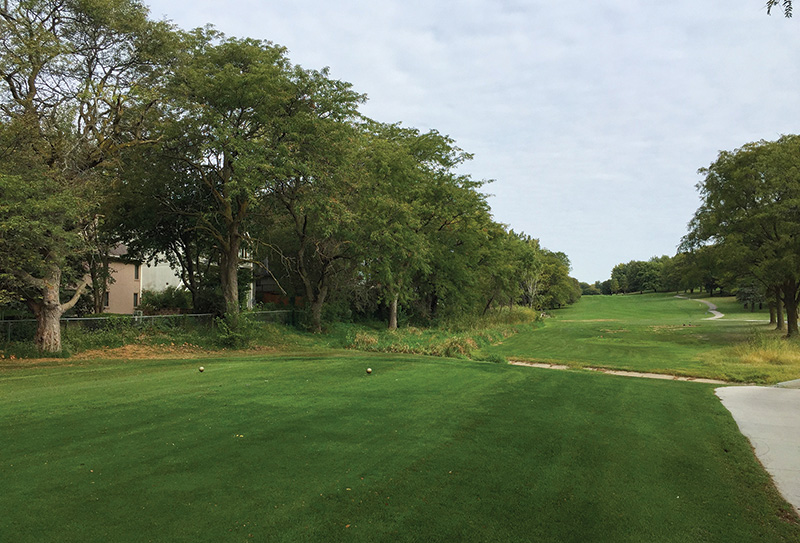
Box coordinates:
[133,292,139,307]
[134,264,140,280]
[103,292,110,307]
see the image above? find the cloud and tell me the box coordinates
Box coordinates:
[145,0,800,281]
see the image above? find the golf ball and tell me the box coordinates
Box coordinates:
[199,366,205,372]
[366,368,372,374]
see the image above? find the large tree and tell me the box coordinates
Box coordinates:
[358,123,487,330]
[0,0,173,351]
[685,136,800,336]
[157,31,363,319]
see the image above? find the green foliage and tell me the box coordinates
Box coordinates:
[0,0,581,349]
[213,313,256,349]
[139,287,192,314]
[332,306,539,361]
[685,135,800,335]
[766,0,793,17]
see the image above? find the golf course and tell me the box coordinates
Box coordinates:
[2,293,799,542]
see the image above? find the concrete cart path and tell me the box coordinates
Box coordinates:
[716,385,800,515]
[674,295,724,320]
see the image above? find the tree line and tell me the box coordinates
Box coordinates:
[0,0,579,353]
[581,251,722,297]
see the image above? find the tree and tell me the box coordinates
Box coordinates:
[537,251,580,309]
[516,234,545,307]
[262,112,363,333]
[358,123,486,329]
[159,31,363,320]
[0,0,174,352]
[0,172,89,350]
[766,0,792,17]
[109,141,220,311]
[685,136,800,336]
[477,225,525,315]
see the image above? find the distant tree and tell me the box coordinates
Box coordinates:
[610,263,629,294]
[516,234,545,307]
[580,282,601,296]
[478,226,526,315]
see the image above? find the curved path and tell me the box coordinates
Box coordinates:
[674,295,724,320]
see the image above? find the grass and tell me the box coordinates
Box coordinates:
[485,293,800,384]
[1,352,798,542]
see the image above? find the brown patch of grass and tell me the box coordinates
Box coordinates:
[560,319,619,322]
[74,343,208,360]
[348,331,379,350]
[650,324,699,332]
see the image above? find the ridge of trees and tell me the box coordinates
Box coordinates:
[0,0,580,352]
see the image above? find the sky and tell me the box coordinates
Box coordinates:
[144,0,800,282]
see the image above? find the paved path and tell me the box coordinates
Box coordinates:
[716,384,800,515]
[675,295,724,320]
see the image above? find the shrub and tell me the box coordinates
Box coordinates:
[348,331,379,350]
[140,286,192,314]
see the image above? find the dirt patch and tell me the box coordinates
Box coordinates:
[560,319,619,322]
[509,359,729,384]
[71,343,279,361]
[510,361,570,370]
[650,324,699,331]
[73,343,208,360]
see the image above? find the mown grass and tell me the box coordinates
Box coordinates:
[1,353,798,542]
[485,293,800,384]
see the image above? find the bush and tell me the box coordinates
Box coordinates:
[347,330,379,350]
[140,286,192,314]
[213,313,257,349]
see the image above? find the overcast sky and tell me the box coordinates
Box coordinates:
[144,0,800,282]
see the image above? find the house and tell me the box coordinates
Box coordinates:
[102,247,257,314]
[102,246,142,314]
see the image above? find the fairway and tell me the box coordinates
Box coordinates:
[487,293,795,383]
[2,352,798,542]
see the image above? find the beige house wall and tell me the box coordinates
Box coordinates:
[105,261,142,314]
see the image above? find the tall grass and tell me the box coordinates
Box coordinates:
[700,329,800,383]
[331,306,540,362]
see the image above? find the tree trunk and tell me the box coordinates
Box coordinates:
[220,238,240,317]
[388,294,399,331]
[89,250,110,315]
[776,287,785,331]
[769,303,777,325]
[24,265,87,353]
[782,281,798,337]
[483,292,496,316]
[308,286,328,334]
[429,290,439,318]
[786,300,798,338]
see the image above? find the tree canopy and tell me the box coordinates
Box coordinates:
[0,1,582,351]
